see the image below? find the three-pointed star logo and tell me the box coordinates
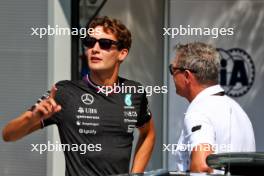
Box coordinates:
[81,93,94,105]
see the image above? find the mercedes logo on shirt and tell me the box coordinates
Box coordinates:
[81,93,94,105]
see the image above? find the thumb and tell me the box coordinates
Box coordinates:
[54,105,62,112]
[50,85,57,98]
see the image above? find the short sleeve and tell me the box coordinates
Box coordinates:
[184,112,215,149]
[136,92,152,128]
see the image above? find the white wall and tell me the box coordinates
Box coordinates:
[47,0,71,175]
[0,0,48,176]
[167,0,264,170]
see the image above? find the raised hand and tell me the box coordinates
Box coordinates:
[32,85,62,120]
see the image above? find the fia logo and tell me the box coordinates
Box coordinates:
[124,94,132,106]
[217,48,255,97]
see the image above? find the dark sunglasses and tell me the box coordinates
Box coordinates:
[82,36,120,50]
[169,64,197,75]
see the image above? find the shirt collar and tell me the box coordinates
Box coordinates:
[196,85,224,99]
[189,85,224,108]
[83,74,100,91]
[83,74,120,95]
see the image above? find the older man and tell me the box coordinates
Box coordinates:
[170,42,255,173]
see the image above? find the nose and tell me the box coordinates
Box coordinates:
[93,41,101,50]
[90,41,100,54]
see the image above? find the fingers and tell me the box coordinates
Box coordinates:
[31,85,62,119]
[35,102,51,116]
[47,95,62,113]
[48,97,57,108]
[49,85,57,99]
[54,105,62,112]
[33,98,61,119]
[33,103,49,118]
[42,101,53,112]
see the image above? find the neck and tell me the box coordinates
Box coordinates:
[187,84,210,102]
[89,66,119,86]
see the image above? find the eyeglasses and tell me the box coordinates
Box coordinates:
[82,36,120,50]
[169,64,197,75]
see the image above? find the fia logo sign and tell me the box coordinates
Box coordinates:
[217,48,255,97]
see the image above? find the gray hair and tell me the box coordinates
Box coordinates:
[175,42,220,85]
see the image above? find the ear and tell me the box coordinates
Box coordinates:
[184,70,192,84]
[118,48,128,62]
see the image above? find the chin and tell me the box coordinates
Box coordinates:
[89,65,113,73]
[89,67,104,72]
[89,62,103,70]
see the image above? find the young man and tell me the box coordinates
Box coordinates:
[169,42,255,173]
[2,16,155,176]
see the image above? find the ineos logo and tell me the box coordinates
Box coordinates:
[81,94,94,105]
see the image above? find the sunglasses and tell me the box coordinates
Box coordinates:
[169,64,197,75]
[82,36,120,50]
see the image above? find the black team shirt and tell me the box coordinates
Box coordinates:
[41,76,151,176]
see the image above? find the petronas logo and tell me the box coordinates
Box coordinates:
[125,94,132,106]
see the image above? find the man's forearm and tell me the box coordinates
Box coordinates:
[131,127,155,173]
[190,144,214,173]
[2,111,41,142]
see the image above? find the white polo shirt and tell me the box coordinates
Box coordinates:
[175,85,256,172]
